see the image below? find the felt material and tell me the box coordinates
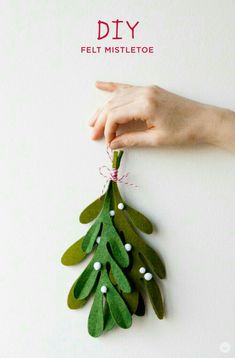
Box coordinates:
[61,237,87,266]
[145,279,164,319]
[126,205,153,234]
[134,292,146,316]
[88,289,104,337]
[89,269,131,333]
[74,263,99,300]
[103,301,116,332]
[62,150,166,337]
[81,184,129,268]
[106,228,129,267]
[139,248,166,279]
[67,279,88,309]
[108,255,131,293]
[121,291,139,314]
[106,286,132,329]
[111,180,166,320]
[82,221,101,253]
[100,269,132,329]
[79,195,104,224]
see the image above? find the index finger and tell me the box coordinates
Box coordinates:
[95,81,131,92]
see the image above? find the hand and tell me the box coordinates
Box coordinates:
[89,81,235,152]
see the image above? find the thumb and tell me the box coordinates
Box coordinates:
[95,81,131,92]
[109,130,155,149]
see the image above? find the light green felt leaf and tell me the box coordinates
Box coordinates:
[74,264,99,300]
[103,301,116,332]
[67,279,87,309]
[61,237,87,266]
[140,246,166,279]
[79,195,104,224]
[109,256,131,293]
[145,279,164,319]
[126,205,153,234]
[88,289,104,337]
[106,286,132,329]
[82,221,101,253]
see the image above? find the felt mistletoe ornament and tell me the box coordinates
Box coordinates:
[61,150,166,337]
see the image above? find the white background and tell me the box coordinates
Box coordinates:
[1,1,235,357]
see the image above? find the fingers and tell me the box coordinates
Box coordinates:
[95,81,131,92]
[91,109,108,140]
[92,108,128,141]
[89,107,102,127]
[104,107,136,143]
[91,81,134,141]
[93,102,143,143]
[110,129,157,149]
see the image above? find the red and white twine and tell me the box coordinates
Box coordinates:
[99,148,138,193]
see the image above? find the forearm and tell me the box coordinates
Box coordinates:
[208,108,235,152]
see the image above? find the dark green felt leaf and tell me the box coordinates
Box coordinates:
[61,237,87,266]
[88,289,104,337]
[134,292,145,316]
[106,286,132,329]
[74,264,99,300]
[122,291,139,314]
[79,195,104,224]
[145,279,164,319]
[67,280,87,309]
[126,205,153,234]
[82,221,101,253]
[103,301,116,332]
[140,246,166,279]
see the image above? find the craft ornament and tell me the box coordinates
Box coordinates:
[61,150,166,337]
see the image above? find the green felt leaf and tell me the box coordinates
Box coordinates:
[106,286,132,329]
[103,301,116,332]
[126,205,153,234]
[67,279,87,309]
[61,237,87,266]
[79,195,104,224]
[74,264,99,300]
[82,221,101,253]
[88,289,104,337]
[109,256,131,293]
[107,227,129,268]
[145,279,164,319]
[122,291,139,314]
[140,246,166,279]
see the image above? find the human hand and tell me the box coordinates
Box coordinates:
[89,81,235,152]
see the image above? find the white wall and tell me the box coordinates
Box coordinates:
[1,1,234,357]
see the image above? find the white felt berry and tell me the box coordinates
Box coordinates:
[118,202,124,210]
[124,243,132,252]
[139,267,146,274]
[100,285,107,294]
[144,272,153,281]
[109,210,115,217]
[96,236,101,244]
[93,262,101,271]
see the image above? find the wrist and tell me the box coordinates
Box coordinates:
[195,106,233,145]
[208,107,235,151]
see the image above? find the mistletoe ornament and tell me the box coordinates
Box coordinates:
[61,150,166,337]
